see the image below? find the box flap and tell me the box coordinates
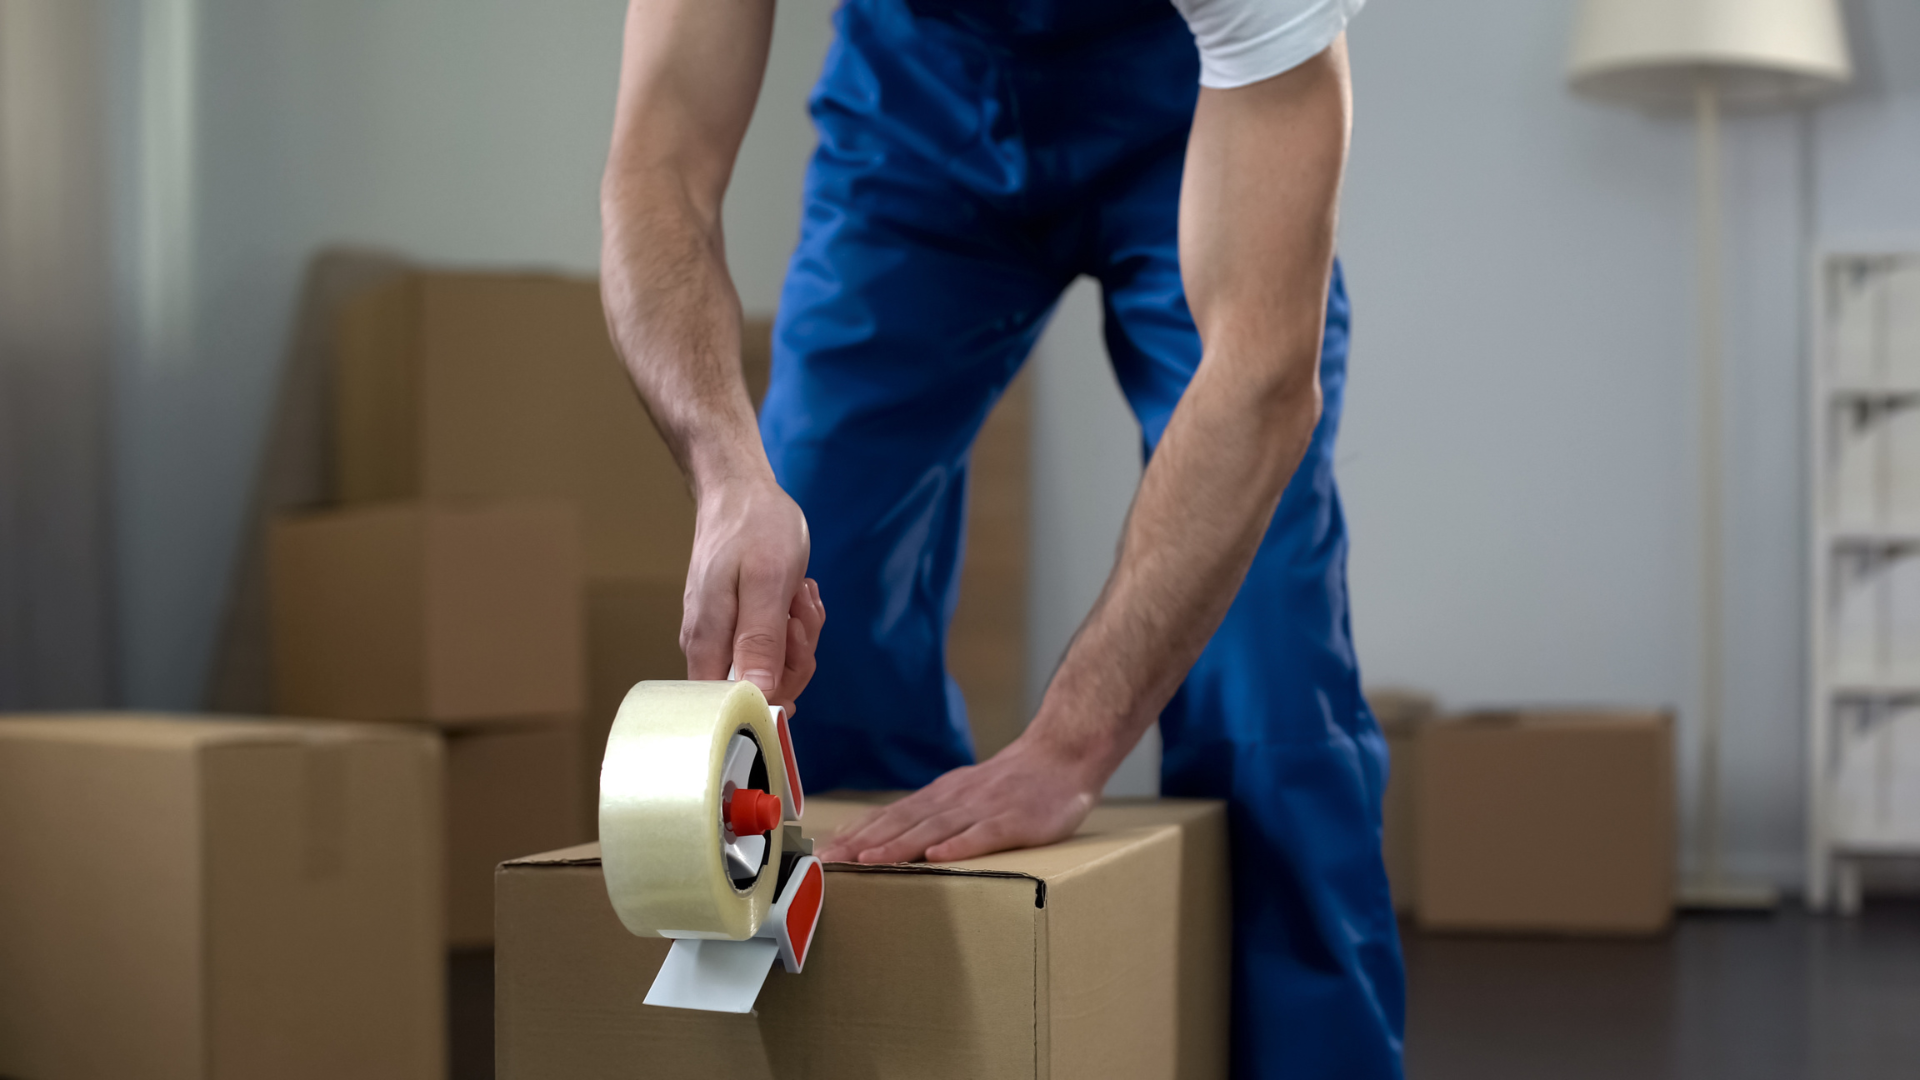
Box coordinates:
[1443,707,1673,733]
[1366,687,1438,734]
[505,797,1223,905]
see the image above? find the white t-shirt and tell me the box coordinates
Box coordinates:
[1169,0,1364,89]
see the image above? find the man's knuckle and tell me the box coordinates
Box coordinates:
[740,559,787,591]
[733,628,783,655]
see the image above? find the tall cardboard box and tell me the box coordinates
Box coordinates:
[1368,688,1436,915]
[446,724,584,948]
[0,714,444,1080]
[268,499,585,724]
[334,271,694,582]
[497,798,1229,1080]
[581,578,686,828]
[1417,709,1676,936]
[947,367,1032,760]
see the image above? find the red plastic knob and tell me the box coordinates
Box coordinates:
[727,788,782,835]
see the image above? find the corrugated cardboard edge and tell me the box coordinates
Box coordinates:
[502,847,1050,906]
[0,712,435,750]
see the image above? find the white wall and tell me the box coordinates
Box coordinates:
[107,0,1920,880]
[105,0,832,706]
[1334,0,1920,883]
[1009,1,1920,867]
[1025,281,1158,796]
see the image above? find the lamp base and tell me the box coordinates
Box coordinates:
[1677,877,1780,912]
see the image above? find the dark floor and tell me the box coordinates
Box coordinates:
[1404,900,1920,1079]
[448,950,495,1080]
[451,900,1920,1079]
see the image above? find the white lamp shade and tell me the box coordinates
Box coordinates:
[1569,0,1852,108]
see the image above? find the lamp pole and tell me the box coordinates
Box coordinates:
[1684,77,1777,909]
[1569,0,1851,913]
[1693,76,1730,895]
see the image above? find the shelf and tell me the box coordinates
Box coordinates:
[1810,249,1920,908]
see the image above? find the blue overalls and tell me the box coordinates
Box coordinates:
[759,1,1404,1075]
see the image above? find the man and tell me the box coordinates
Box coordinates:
[600,0,1400,1076]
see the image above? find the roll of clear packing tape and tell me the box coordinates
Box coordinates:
[600,680,788,940]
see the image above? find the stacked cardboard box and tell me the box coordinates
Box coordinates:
[0,714,444,1080]
[1367,687,1437,915]
[331,271,699,833]
[947,367,1033,760]
[268,500,588,947]
[496,797,1229,1079]
[330,274,1034,833]
[1417,708,1676,936]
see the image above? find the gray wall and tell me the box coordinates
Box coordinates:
[1333,0,1920,883]
[103,0,1920,880]
[104,0,828,706]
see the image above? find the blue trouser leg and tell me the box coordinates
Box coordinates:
[765,3,1404,1074]
[761,10,1077,786]
[1092,132,1405,1078]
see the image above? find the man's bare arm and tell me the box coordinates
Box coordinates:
[602,0,823,709]
[820,38,1352,863]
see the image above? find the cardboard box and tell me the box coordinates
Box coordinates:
[581,578,687,829]
[1417,709,1676,935]
[268,499,585,724]
[496,797,1229,1080]
[0,713,444,1080]
[446,723,587,948]
[334,272,697,582]
[947,366,1032,760]
[1368,687,1437,915]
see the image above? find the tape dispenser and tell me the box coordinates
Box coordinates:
[598,680,823,1013]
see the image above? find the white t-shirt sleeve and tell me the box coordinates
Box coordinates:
[1168,0,1364,89]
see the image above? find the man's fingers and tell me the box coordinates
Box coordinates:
[679,579,737,681]
[772,614,816,711]
[925,815,1021,863]
[731,558,799,695]
[817,805,890,861]
[794,578,824,644]
[855,807,977,864]
[821,793,939,861]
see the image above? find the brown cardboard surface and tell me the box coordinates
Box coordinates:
[581,578,686,830]
[496,798,1227,1080]
[947,366,1032,760]
[333,272,695,582]
[268,499,585,724]
[1417,709,1676,936]
[1367,687,1437,915]
[446,724,586,948]
[0,713,443,1080]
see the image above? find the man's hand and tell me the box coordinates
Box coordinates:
[820,39,1352,865]
[680,475,824,711]
[815,728,1105,863]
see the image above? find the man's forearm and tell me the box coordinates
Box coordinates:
[1027,41,1349,781]
[600,0,814,692]
[600,171,770,498]
[1028,348,1323,777]
[600,0,775,499]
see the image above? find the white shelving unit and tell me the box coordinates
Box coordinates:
[1808,250,1920,913]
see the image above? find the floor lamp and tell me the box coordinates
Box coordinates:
[1567,0,1852,909]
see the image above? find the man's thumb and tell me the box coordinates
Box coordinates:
[730,613,787,696]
